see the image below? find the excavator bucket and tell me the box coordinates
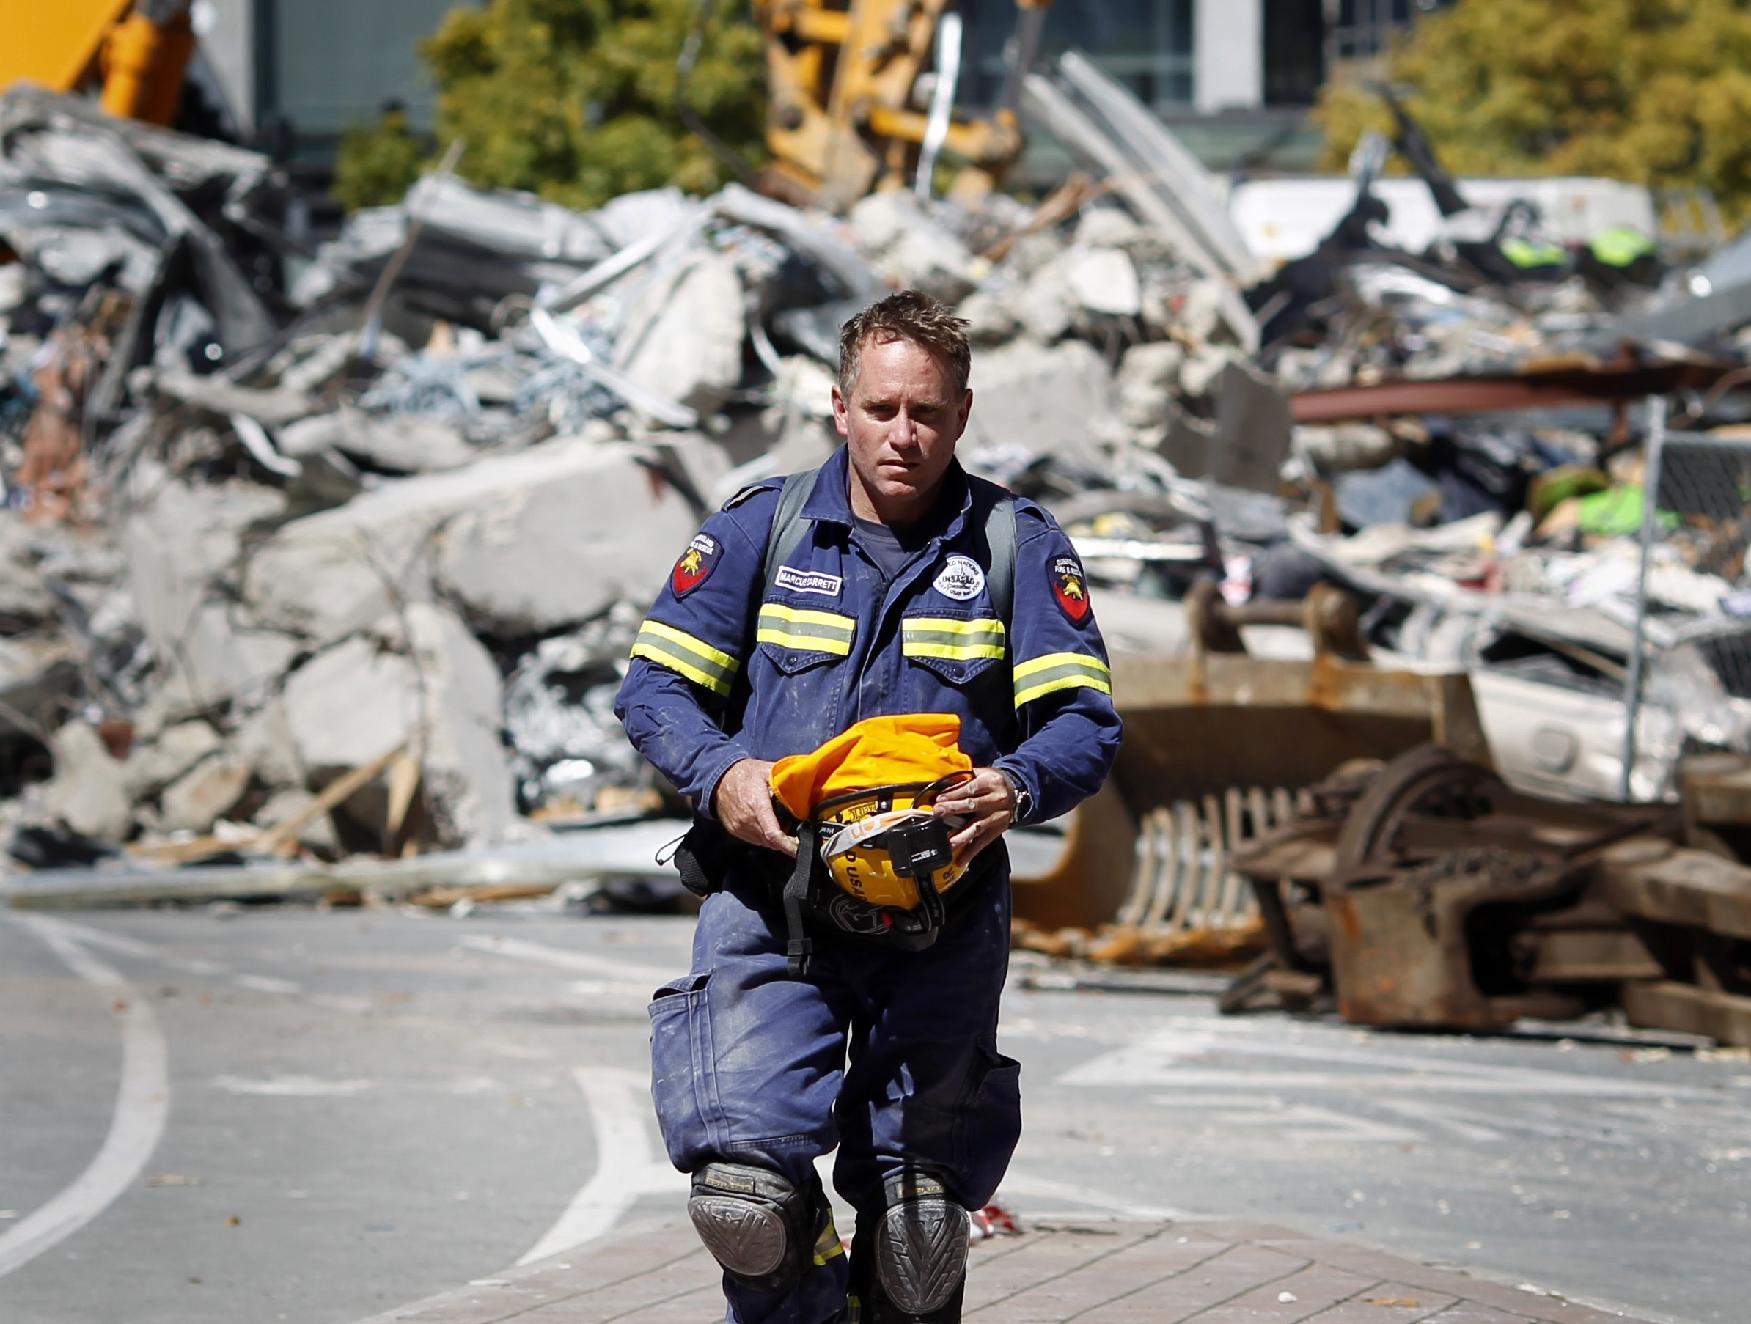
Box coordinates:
[1010,583,1492,964]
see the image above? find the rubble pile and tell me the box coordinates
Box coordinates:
[6,51,1751,903]
[0,69,1280,884]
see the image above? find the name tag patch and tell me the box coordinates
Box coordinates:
[933,554,986,601]
[774,566,844,598]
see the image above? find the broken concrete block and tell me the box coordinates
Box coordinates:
[233,695,304,791]
[150,366,317,428]
[0,637,79,740]
[160,751,252,834]
[1209,361,1293,493]
[155,603,301,719]
[1178,344,1249,401]
[957,289,1021,344]
[43,720,131,841]
[251,787,340,858]
[617,250,746,415]
[962,339,1120,471]
[279,409,477,473]
[1065,247,1142,318]
[433,444,703,638]
[0,519,55,628]
[124,720,223,800]
[1176,279,1236,346]
[280,604,517,847]
[121,465,289,705]
[1009,257,1076,343]
[1116,342,1187,428]
[243,439,698,645]
[849,192,979,303]
[1139,407,1218,482]
[1073,206,1144,250]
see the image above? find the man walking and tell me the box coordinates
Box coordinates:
[615,290,1121,1323]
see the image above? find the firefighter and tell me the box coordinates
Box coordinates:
[614,290,1121,1323]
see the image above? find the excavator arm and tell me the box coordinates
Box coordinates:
[753,0,1051,211]
[0,0,195,127]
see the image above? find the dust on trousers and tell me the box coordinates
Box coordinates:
[648,869,1020,1324]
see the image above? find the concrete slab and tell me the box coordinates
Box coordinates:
[349,1219,1656,1324]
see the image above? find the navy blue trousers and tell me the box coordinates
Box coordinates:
[647,870,1021,1324]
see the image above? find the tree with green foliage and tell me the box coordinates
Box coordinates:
[333,103,427,213]
[1316,0,1751,225]
[333,0,766,211]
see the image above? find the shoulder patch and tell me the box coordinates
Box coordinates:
[671,533,722,597]
[1050,552,1091,623]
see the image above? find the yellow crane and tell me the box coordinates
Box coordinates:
[0,0,196,126]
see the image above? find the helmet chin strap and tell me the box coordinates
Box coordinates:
[781,773,975,977]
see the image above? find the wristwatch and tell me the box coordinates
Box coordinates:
[999,767,1032,824]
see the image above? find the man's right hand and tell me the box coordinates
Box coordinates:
[713,759,799,857]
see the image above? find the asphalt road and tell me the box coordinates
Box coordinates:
[1,907,1746,1324]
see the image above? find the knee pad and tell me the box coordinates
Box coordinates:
[687,1162,820,1292]
[874,1171,969,1317]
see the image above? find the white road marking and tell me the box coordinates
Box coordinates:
[1140,1094,1422,1144]
[45,921,228,977]
[518,1067,676,1263]
[17,919,385,1015]
[1061,1026,1714,1099]
[213,1075,373,1097]
[231,974,302,995]
[0,916,170,1280]
[459,934,676,987]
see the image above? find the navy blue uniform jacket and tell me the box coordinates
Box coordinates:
[613,446,1122,830]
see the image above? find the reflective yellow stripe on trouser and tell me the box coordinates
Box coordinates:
[630,620,739,696]
[757,602,855,655]
[901,616,1007,662]
[1013,651,1111,708]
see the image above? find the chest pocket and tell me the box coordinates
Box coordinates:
[757,600,856,675]
[901,612,1007,686]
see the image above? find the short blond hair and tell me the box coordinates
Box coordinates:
[838,290,971,398]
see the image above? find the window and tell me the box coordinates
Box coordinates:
[1326,0,1451,63]
[1263,0,1325,106]
[955,0,1195,112]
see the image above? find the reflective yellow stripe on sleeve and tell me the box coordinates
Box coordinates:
[757,602,855,656]
[630,619,739,696]
[901,616,1007,662]
[1012,651,1112,708]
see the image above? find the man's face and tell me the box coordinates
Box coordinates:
[832,333,972,525]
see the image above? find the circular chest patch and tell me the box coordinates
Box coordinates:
[933,554,986,601]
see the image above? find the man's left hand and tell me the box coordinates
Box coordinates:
[931,767,1016,865]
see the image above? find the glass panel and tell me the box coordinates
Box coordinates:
[1263,0,1325,106]
[955,0,1194,110]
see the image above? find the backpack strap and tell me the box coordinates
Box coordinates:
[762,468,820,591]
[983,490,1017,622]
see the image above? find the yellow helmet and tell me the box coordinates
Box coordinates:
[813,776,973,911]
[769,715,975,925]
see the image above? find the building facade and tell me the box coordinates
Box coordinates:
[196,0,1449,164]
[958,0,1448,116]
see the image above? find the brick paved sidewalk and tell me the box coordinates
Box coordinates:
[353,1218,1655,1324]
